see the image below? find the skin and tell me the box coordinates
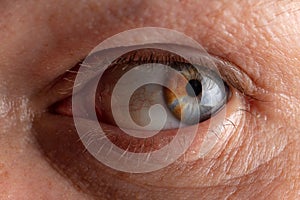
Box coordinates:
[0,0,299,199]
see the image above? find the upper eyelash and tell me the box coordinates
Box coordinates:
[43,44,260,108]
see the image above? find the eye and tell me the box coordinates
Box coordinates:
[40,28,255,174]
[163,59,229,125]
[51,44,244,170]
[93,48,229,130]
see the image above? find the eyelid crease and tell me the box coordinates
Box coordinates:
[41,45,259,110]
[89,45,259,101]
[211,55,259,99]
[111,48,259,100]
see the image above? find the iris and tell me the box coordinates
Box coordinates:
[164,64,229,125]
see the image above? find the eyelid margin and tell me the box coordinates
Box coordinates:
[87,44,259,101]
[38,44,258,111]
[82,44,259,101]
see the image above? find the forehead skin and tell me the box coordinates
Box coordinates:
[0,0,299,199]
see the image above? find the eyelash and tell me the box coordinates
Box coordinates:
[65,51,257,100]
[58,48,250,117]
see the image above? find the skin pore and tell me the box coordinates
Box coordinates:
[0,0,299,199]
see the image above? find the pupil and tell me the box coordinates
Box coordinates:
[186,79,202,97]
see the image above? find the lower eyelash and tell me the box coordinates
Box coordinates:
[77,100,250,164]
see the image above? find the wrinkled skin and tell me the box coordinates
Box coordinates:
[0,0,299,199]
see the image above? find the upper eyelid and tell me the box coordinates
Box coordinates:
[79,44,259,98]
[210,55,259,98]
[41,43,259,106]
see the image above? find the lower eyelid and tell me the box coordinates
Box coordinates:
[31,86,248,195]
[184,88,246,161]
[31,63,252,196]
[48,85,246,162]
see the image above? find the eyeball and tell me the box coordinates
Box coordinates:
[164,63,229,125]
[71,27,232,173]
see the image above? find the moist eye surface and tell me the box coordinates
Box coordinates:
[93,48,230,128]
